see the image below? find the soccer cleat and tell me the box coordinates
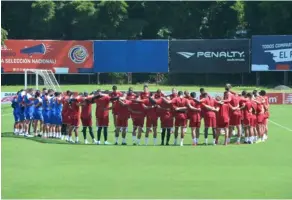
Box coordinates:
[19,133,25,136]
[24,134,33,138]
[104,141,111,145]
[96,141,101,145]
[114,142,118,145]
[84,140,89,144]
[133,142,136,146]
[161,142,164,146]
[122,142,127,145]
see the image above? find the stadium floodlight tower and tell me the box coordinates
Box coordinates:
[24,69,62,92]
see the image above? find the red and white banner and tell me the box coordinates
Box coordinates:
[284,93,292,104]
[265,93,284,105]
[1,92,17,104]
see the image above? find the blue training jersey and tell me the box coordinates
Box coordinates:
[42,95,50,111]
[17,93,25,113]
[24,94,34,112]
[54,98,63,116]
[11,96,19,113]
[49,96,56,114]
[34,97,43,112]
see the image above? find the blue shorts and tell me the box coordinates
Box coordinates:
[54,115,62,126]
[43,111,50,124]
[34,111,44,121]
[49,112,56,124]
[25,111,34,120]
[13,111,20,122]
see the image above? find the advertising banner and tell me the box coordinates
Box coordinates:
[169,39,250,73]
[94,40,169,73]
[265,93,283,105]
[1,40,93,73]
[1,92,17,104]
[251,35,292,71]
[284,93,292,104]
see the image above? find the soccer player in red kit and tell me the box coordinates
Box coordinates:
[139,93,159,145]
[114,95,131,145]
[128,96,146,145]
[80,92,96,144]
[140,85,150,100]
[241,92,254,144]
[200,92,217,145]
[163,91,188,146]
[184,90,192,134]
[109,85,123,131]
[186,92,201,145]
[254,94,266,142]
[213,95,229,145]
[251,90,259,142]
[153,95,174,145]
[92,91,119,145]
[61,90,71,141]
[225,85,242,144]
[68,92,82,143]
[260,90,269,140]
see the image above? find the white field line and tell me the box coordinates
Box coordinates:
[1,113,12,116]
[268,119,292,132]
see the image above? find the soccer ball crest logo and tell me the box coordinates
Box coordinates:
[68,45,88,64]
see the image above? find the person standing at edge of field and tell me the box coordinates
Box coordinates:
[259,90,269,141]
[54,92,63,139]
[11,91,21,135]
[186,92,201,146]
[200,92,217,145]
[253,91,266,142]
[163,91,188,146]
[184,91,192,135]
[17,89,26,135]
[38,88,47,135]
[92,90,120,145]
[225,84,242,144]
[109,85,123,132]
[80,92,97,144]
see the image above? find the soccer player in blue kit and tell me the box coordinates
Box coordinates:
[42,90,51,138]
[48,89,56,138]
[17,89,26,135]
[33,91,43,137]
[24,88,34,137]
[11,91,20,135]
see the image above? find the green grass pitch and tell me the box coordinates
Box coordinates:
[1,84,292,199]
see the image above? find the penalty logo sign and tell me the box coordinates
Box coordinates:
[68,45,88,64]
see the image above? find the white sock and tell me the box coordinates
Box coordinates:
[137,139,140,144]
[255,136,258,141]
[115,137,118,143]
[122,138,126,143]
[205,138,208,144]
[237,137,241,142]
[75,136,79,142]
[213,139,216,144]
[183,128,187,133]
[66,135,69,141]
[153,138,157,145]
[174,138,177,144]
[193,138,196,144]
[180,138,184,145]
[245,137,248,142]
[132,135,136,142]
[145,137,149,145]
[227,138,230,143]
[69,136,72,141]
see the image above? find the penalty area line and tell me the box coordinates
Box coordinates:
[268,119,292,132]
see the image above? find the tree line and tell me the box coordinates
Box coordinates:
[1,1,292,85]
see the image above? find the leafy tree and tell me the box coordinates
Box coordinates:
[1,27,8,45]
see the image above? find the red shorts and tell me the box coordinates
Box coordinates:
[97,116,109,127]
[175,118,186,127]
[70,115,80,127]
[189,120,201,128]
[243,117,251,126]
[132,117,144,127]
[112,108,118,115]
[250,115,257,127]
[160,116,173,128]
[146,116,158,128]
[62,112,70,124]
[204,116,216,128]
[217,121,229,128]
[116,116,129,128]
[257,114,265,124]
[229,114,241,126]
[81,116,92,127]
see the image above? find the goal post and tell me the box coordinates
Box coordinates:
[24,69,62,92]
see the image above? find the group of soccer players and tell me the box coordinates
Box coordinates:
[11,83,270,146]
